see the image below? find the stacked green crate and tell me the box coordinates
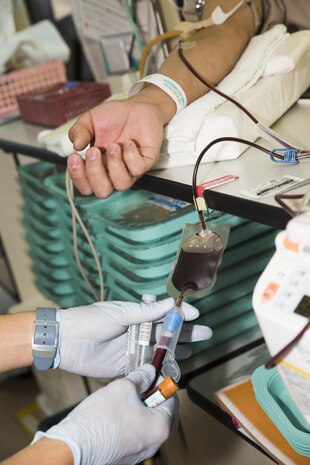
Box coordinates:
[20,161,279,360]
[19,163,101,307]
[84,190,198,299]
[43,171,112,305]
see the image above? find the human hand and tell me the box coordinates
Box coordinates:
[55,297,212,378]
[67,96,165,198]
[34,365,177,465]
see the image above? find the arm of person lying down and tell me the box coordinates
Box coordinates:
[67,0,256,198]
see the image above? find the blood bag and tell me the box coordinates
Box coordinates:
[167,222,230,299]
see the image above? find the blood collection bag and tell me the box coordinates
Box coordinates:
[167,222,230,300]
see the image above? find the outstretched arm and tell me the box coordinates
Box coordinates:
[0,311,34,372]
[1,438,73,465]
[0,299,211,377]
[68,0,257,197]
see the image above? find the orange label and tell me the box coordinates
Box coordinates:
[283,237,299,252]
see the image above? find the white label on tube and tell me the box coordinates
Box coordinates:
[144,390,166,408]
[138,322,152,346]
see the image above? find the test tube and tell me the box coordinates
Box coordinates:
[142,376,179,407]
[135,294,156,368]
[125,323,139,375]
[125,294,156,375]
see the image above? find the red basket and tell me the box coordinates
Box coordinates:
[16,81,111,127]
[0,60,67,118]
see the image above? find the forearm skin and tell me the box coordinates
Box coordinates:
[131,0,255,124]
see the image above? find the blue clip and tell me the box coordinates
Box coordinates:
[270,148,299,164]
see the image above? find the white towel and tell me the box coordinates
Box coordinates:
[155,25,310,169]
[263,30,310,76]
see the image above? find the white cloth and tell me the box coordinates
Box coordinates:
[263,30,310,76]
[155,26,310,168]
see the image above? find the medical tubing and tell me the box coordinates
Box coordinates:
[192,136,273,206]
[178,40,309,156]
[178,43,259,124]
[274,193,301,218]
[265,320,310,369]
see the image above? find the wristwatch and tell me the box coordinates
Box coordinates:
[32,307,59,371]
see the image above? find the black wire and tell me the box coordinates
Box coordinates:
[192,137,275,230]
[192,136,273,200]
[178,44,259,124]
[274,193,302,218]
[177,40,296,227]
[265,319,310,369]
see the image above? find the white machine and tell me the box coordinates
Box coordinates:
[253,211,310,427]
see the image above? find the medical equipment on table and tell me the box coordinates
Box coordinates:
[252,211,310,427]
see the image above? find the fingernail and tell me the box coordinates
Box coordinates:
[107,143,118,156]
[68,157,80,170]
[87,149,97,161]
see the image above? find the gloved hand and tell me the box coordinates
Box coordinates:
[33,365,177,465]
[55,297,212,377]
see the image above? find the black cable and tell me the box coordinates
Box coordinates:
[177,39,307,227]
[178,44,259,124]
[192,136,274,200]
[191,136,275,230]
[265,319,310,369]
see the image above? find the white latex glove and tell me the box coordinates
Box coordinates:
[33,364,177,465]
[54,297,212,377]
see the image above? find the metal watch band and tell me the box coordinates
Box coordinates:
[32,307,59,371]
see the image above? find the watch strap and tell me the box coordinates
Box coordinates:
[32,307,59,371]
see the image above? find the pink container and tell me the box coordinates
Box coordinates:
[0,60,67,118]
[17,81,111,127]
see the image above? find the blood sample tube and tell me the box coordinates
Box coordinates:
[142,376,179,407]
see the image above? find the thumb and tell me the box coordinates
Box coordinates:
[126,364,156,395]
[68,112,94,150]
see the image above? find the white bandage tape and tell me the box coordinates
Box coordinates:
[129,74,187,113]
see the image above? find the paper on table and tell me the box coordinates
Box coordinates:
[215,377,310,465]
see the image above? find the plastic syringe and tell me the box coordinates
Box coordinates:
[150,294,185,383]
